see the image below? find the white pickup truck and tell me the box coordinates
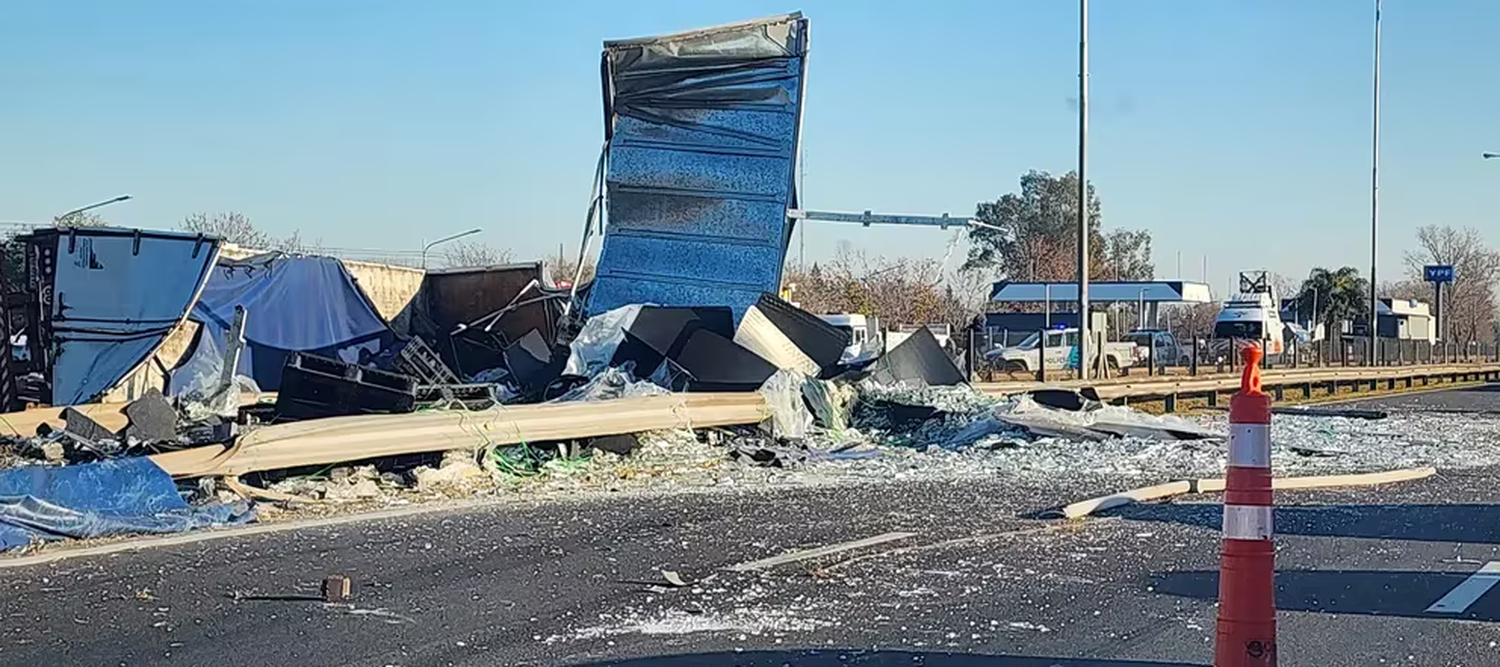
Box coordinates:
[987,327,1137,373]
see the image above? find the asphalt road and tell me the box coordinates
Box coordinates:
[2,387,1499,667]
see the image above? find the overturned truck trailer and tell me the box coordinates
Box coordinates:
[586,13,811,322]
[11,227,221,407]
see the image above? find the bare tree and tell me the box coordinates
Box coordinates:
[1269,272,1301,301]
[440,241,513,269]
[549,248,596,285]
[181,212,303,252]
[1402,225,1500,346]
[784,248,977,330]
[54,212,111,227]
[1168,302,1220,340]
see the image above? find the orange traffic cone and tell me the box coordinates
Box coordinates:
[1214,343,1277,666]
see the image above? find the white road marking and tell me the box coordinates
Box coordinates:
[725,531,917,572]
[1426,561,1500,614]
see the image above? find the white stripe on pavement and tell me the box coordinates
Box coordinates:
[725,532,917,572]
[1427,561,1500,614]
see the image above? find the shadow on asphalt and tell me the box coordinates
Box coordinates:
[1453,383,1500,393]
[1150,569,1500,622]
[563,651,1202,666]
[1105,503,1500,544]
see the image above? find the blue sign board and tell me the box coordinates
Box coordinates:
[1424,265,1456,283]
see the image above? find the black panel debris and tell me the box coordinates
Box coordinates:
[609,307,736,380]
[670,329,778,392]
[62,406,115,444]
[870,328,966,387]
[122,389,179,443]
[503,329,569,399]
[275,353,417,421]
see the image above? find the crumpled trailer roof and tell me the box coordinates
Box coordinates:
[587,13,810,322]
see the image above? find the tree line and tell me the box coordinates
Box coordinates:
[28,190,1500,347]
[1283,226,1499,348]
[17,211,526,273]
[786,169,1498,350]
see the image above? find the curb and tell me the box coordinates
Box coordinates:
[1061,466,1438,520]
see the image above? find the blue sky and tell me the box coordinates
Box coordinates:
[2,1,1496,296]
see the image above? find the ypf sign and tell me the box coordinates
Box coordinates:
[1425,265,1455,342]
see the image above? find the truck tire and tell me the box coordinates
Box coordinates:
[1004,360,1029,373]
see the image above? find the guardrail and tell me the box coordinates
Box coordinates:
[975,363,1500,412]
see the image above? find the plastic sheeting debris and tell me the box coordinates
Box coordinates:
[757,369,812,440]
[564,304,643,378]
[173,326,263,420]
[0,457,252,551]
[548,365,668,403]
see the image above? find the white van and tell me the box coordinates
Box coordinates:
[1213,276,1286,355]
[817,313,882,364]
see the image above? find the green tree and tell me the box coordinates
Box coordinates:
[3,213,111,286]
[964,170,1152,282]
[1100,228,1154,281]
[1295,267,1369,332]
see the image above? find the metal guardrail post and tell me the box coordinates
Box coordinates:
[1037,328,1047,383]
[1191,338,1200,377]
[965,325,977,382]
[1096,331,1108,379]
[1148,340,1156,376]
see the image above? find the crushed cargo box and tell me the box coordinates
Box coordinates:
[392,261,577,379]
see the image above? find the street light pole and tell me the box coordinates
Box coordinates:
[1076,0,1091,379]
[419,228,483,269]
[53,194,132,224]
[1368,0,1381,365]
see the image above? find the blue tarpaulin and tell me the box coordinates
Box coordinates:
[587,14,810,322]
[37,228,221,406]
[171,254,393,393]
[0,457,252,552]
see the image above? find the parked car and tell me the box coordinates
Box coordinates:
[1122,329,1192,366]
[988,328,1136,373]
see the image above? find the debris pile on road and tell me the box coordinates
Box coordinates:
[1,11,1497,556]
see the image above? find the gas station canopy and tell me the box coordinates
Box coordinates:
[989,280,1215,304]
